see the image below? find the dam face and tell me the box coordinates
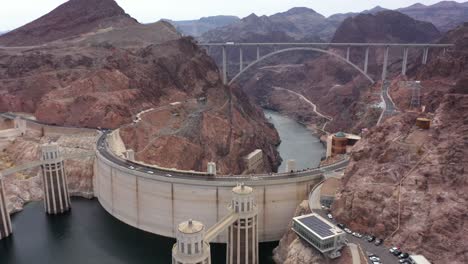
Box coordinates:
[94,151,322,243]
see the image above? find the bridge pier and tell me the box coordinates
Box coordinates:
[0,178,12,240]
[422,47,429,65]
[382,46,390,80]
[41,143,71,215]
[364,47,369,74]
[222,45,228,85]
[227,184,258,264]
[239,47,244,72]
[402,47,409,76]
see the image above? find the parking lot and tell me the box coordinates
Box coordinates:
[315,209,408,264]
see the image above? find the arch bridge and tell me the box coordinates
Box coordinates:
[199,42,454,85]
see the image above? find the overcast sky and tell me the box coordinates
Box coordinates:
[0,0,466,31]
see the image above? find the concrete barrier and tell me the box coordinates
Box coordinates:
[94,151,323,242]
[25,121,97,137]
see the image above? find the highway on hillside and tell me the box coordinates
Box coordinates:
[378,80,398,124]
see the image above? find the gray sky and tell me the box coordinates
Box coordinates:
[0,0,466,31]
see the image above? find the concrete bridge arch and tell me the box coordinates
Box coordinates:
[227,47,376,86]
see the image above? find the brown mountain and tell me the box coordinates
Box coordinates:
[332,10,440,43]
[398,1,468,32]
[200,8,326,43]
[166,16,240,37]
[332,23,468,264]
[0,0,280,173]
[0,0,138,46]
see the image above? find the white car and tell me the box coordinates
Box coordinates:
[344,228,352,234]
[128,166,135,170]
[166,174,173,177]
[352,232,363,238]
[327,214,333,219]
[147,171,154,174]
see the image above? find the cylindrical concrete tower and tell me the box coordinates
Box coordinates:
[172,219,211,264]
[227,184,258,264]
[41,143,71,214]
[0,178,12,240]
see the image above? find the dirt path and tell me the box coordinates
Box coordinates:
[272,86,333,131]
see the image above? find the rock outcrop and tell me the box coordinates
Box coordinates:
[0,0,138,46]
[273,200,355,264]
[0,131,96,213]
[0,0,281,173]
[332,24,468,264]
[273,200,327,264]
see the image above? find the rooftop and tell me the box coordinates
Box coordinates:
[178,219,204,234]
[232,184,253,195]
[245,149,262,160]
[335,132,346,138]
[410,255,432,264]
[294,213,344,239]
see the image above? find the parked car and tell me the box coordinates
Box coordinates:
[147,171,154,174]
[392,249,402,256]
[166,174,173,177]
[366,235,376,242]
[128,166,135,170]
[366,252,375,257]
[344,228,352,234]
[370,256,381,262]
[337,223,345,229]
[352,232,362,238]
[389,247,400,254]
[399,259,410,263]
[374,238,383,246]
[327,213,333,219]
[399,253,409,259]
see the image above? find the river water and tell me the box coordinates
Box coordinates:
[264,110,325,172]
[0,111,324,264]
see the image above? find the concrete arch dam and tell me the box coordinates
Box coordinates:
[1,112,348,243]
[94,131,349,242]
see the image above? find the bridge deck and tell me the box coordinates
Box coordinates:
[200,42,454,48]
[205,212,238,242]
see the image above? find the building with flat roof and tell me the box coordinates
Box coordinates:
[244,149,263,173]
[292,213,346,259]
[410,255,431,264]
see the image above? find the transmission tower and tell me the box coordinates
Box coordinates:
[410,81,421,110]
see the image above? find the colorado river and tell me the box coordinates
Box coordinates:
[0,112,325,264]
[264,110,325,172]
